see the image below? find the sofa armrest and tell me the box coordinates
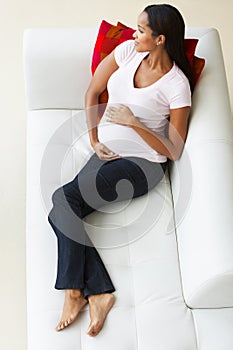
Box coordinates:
[170,28,233,308]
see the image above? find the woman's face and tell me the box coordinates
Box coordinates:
[133,11,158,52]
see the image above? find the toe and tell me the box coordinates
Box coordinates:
[87,321,101,337]
[68,317,73,324]
[56,322,62,331]
[86,324,93,336]
[56,317,74,331]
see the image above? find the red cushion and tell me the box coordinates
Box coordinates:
[91,20,205,104]
[184,38,205,85]
[91,20,135,104]
[91,20,135,75]
[184,38,198,64]
[192,55,205,86]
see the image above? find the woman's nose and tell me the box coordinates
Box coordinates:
[133,30,137,39]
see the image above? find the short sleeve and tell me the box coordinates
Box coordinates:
[114,40,136,67]
[169,78,192,109]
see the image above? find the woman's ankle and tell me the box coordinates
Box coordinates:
[67,289,83,298]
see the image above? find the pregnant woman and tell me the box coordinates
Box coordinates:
[48,3,192,337]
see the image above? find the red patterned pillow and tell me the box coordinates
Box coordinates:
[184,38,198,64]
[91,21,205,104]
[184,38,205,86]
[91,20,135,75]
[91,21,134,104]
[192,55,205,86]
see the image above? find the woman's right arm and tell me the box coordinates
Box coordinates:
[85,51,120,160]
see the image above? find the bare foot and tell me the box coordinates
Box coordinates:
[86,293,115,337]
[55,289,87,331]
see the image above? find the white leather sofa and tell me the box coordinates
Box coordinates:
[23,27,233,350]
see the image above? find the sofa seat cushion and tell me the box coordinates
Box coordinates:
[27,108,198,349]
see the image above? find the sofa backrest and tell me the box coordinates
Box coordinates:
[23,27,97,110]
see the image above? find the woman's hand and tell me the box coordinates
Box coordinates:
[106,105,136,127]
[92,141,120,161]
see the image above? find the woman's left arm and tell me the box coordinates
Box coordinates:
[106,105,190,161]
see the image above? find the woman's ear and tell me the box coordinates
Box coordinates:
[156,34,166,46]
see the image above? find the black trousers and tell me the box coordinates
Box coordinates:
[48,153,167,299]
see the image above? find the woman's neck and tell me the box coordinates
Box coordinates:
[145,49,173,74]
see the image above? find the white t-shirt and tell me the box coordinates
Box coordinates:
[98,40,191,162]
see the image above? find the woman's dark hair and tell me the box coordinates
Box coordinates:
[144,4,194,93]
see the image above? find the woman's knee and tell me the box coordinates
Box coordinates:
[51,181,81,203]
[51,183,84,218]
[51,186,65,205]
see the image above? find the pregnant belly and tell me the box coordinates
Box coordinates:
[98,122,155,156]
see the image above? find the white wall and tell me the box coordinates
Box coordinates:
[0,0,232,349]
